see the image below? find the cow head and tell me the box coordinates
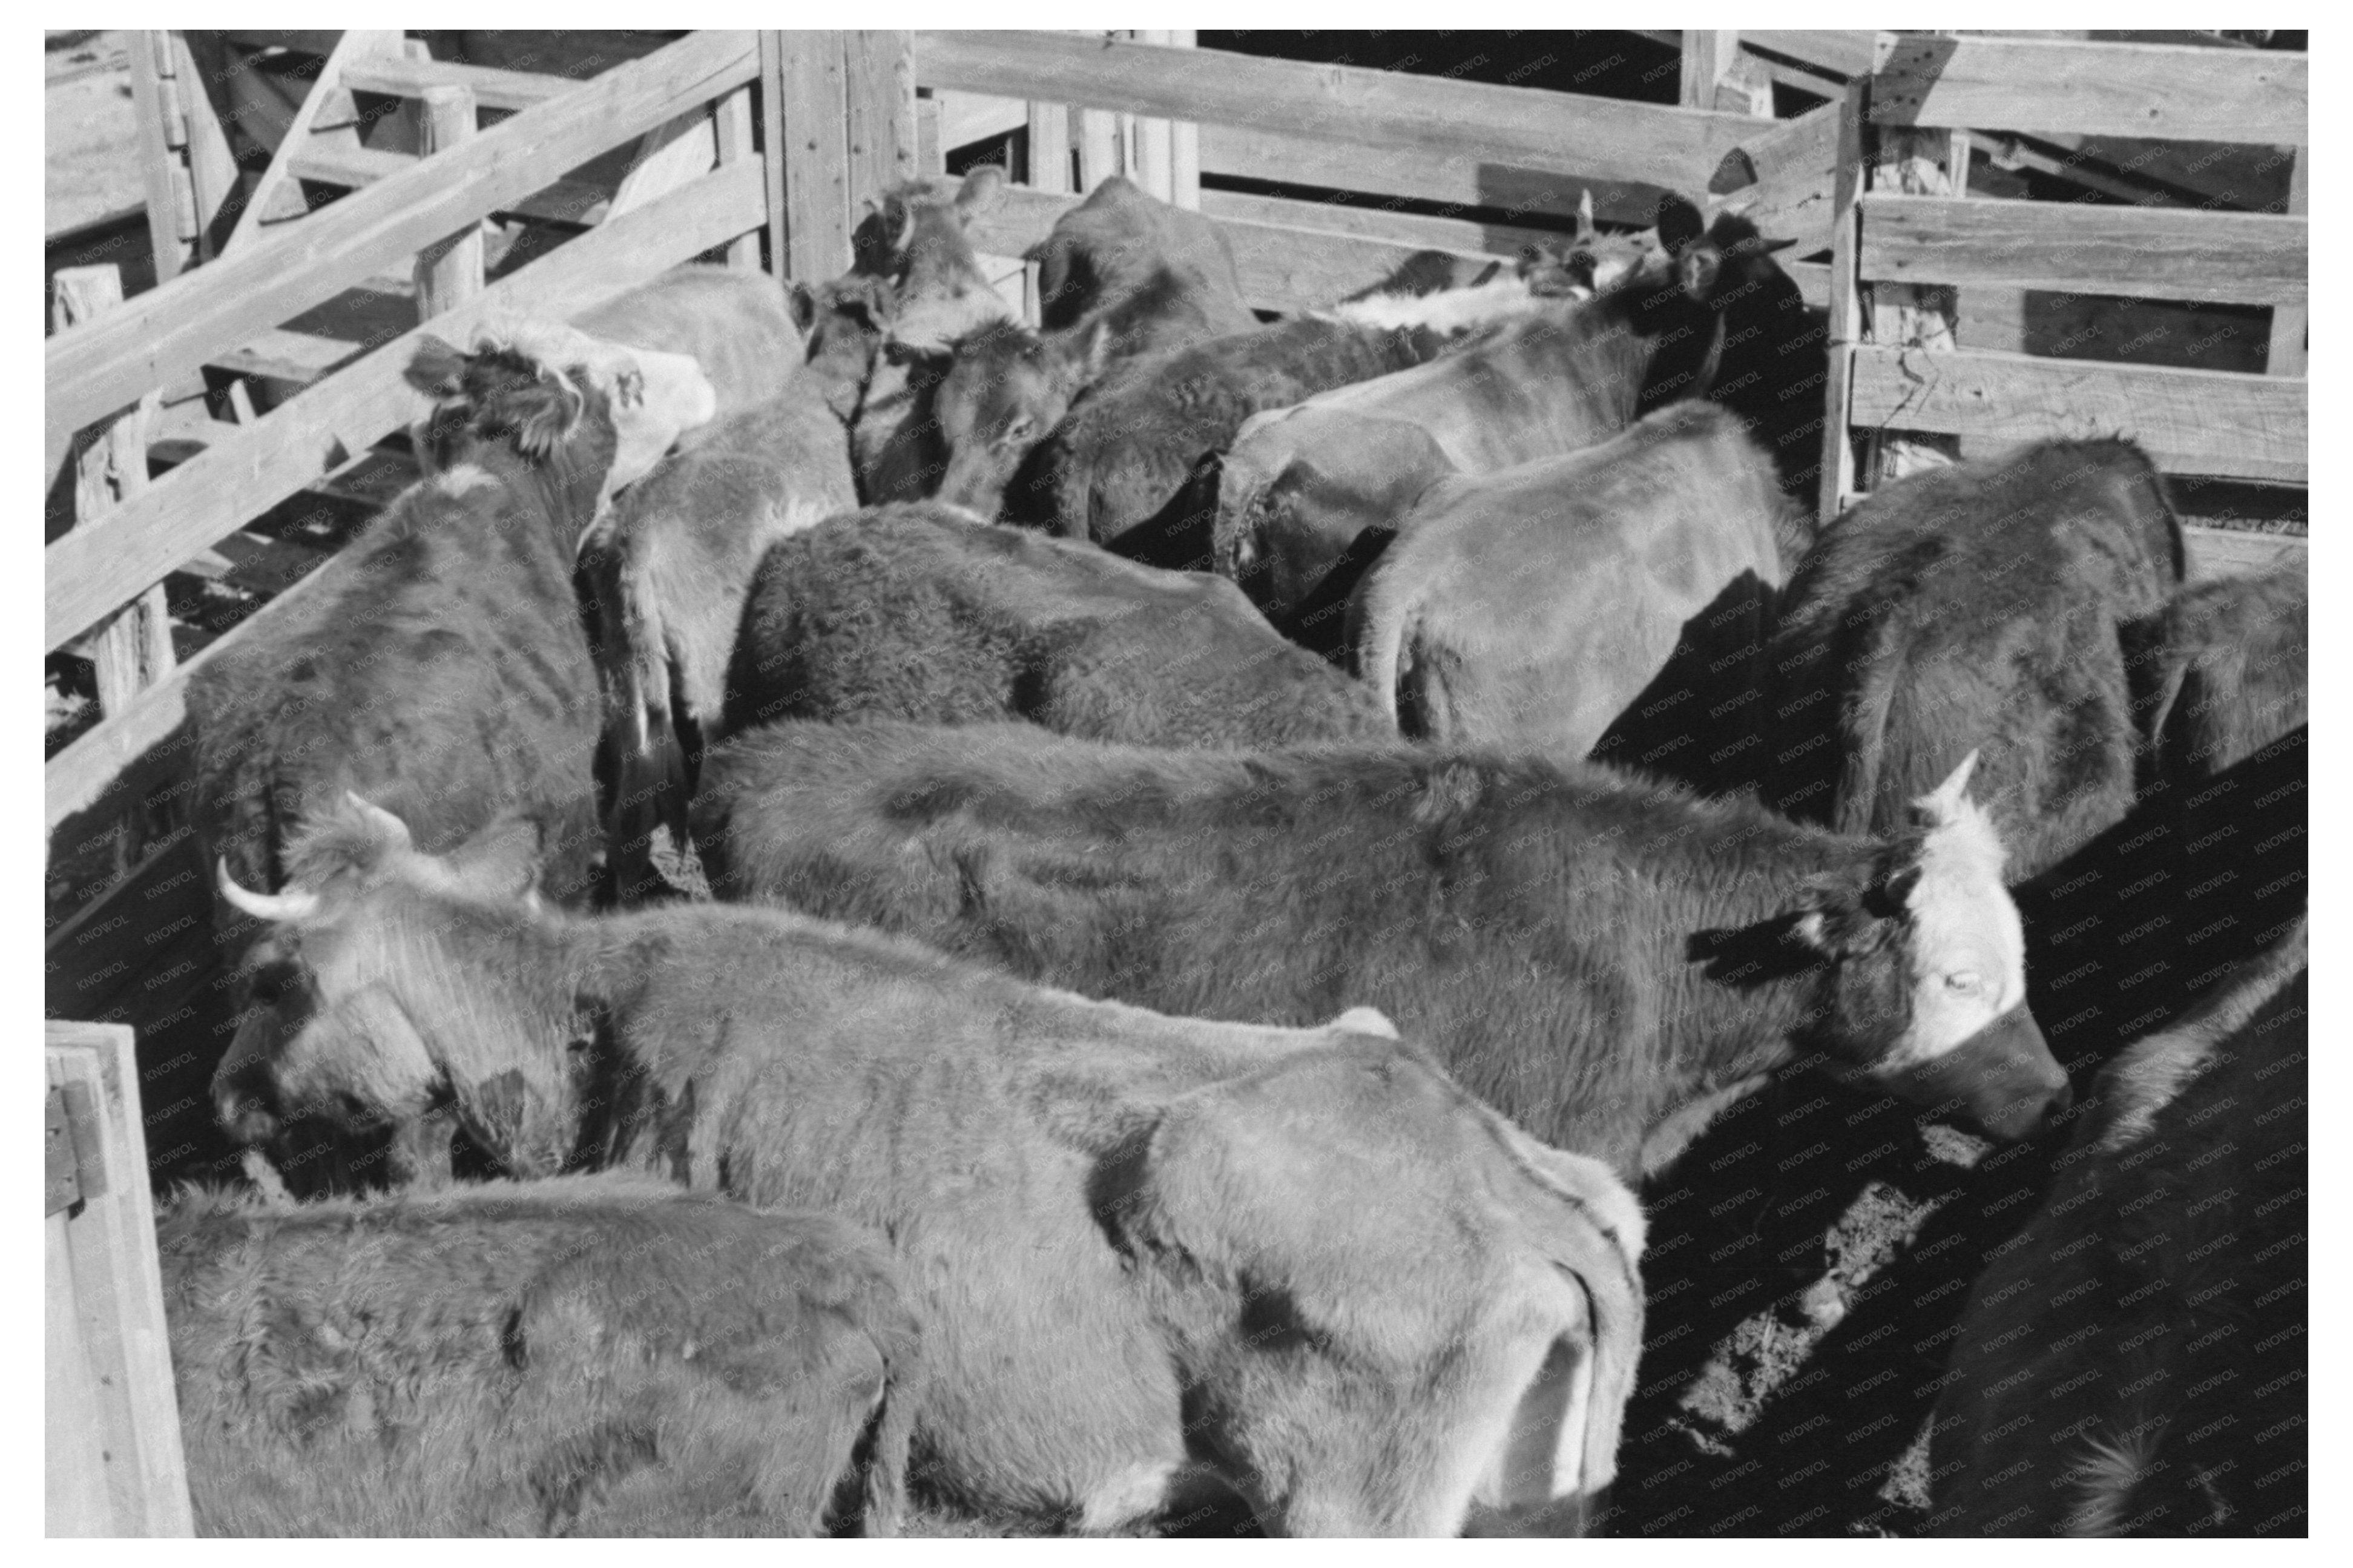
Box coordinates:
[405,317,716,518]
[1786,753,2072,1141]
[212,797,585,1179]
[862,168,1019,355]
[932,317,1115,519]
[794,273,894,421]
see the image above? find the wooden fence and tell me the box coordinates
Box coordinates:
[48,1021,192,1536]
[1817,32,2306,576]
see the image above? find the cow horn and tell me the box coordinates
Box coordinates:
[217,858,319,923]
[344,792,415,853]
[1914,750,1982,825]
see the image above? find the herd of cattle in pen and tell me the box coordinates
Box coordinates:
[153,165,2305,1537]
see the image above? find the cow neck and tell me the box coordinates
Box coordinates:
[441,434,607,561]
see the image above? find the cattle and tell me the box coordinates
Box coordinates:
[826,170,1019,503]
[1027,173,1256,340]
[576,337,863,901]
[160,1174,920,1537]
[692,722,2071,1178]
[1004,262,1581,565]
[573,264,807,451]
[191,319,717,1193]
[1213,199,1768,626]
[1346,402,1804,773]
[1761,440,2185,882]
[216,794,1648,1538]
[2122,562,2307,788]
[722,502,1389,754]
[1928,922,2306,1537]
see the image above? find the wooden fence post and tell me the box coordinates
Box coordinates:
[1818,76,1869,525]
[769,30,852,282]
[53,268,172,722]
[412,85,485,319]
[1858,33,1967,487]
[714,86,763,269]
[2267,149,2308,375]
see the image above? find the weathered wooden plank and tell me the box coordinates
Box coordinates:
[2184,525,2306,581]
[1858,193,2305,305]
[1200,190,1562,270]
[47,30,759,461]
[412,85,486,320]
[223,30,407,253]
[2268,151,2308,375]
[46,1026,194,1536]
[777,32,852,282]
[935,90,1030,151]
[209,327,368,387]
[44,160,766,660]
[285,141,614,226]
[124,32,191,283]
[1713,98,1843,255]
[1846,343,2305,483]
[1742,30,1880,79]
[1200,123,1670,231]
[1819,79,1871,523]
[339,53,580,111]
[712,85,762,269]
[846,32,917,210]
[1870,33,2306,145]
[915,30,1768,192]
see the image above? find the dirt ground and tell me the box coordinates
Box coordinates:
[47,32,143,235]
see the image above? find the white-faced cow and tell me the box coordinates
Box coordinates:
[191,319,716,1193]
[724,502,1390,751]
[692,723,2071,1180]
[1346,401,1805,776]
[575,320,864,901]
[217,796,1646,1538]
[1929,923,2306,1537]
[573,264,808,452]
[1213,199,1772,629]
[1004,261,1583,565]
[161,1173,921,1537]
[1761,439,2185,882]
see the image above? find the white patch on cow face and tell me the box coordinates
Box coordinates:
[1326,1005,1400,1039]
[600,346,717,499]
[1886,796,2026,1067]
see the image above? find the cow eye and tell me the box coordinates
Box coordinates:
[1944,970,1985,996]
[1003,417,1035,443]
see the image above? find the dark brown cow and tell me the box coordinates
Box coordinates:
[1762,440,2185,882]
[2122,562,2308,786]
[1027,173,1255,338]
[193,320,716,1193]
[693,722,2072,1178]
[1929,923,2306,1537]
[162,1174,921,1537]
[1346,401,1803,775]
[218,796,1648,1537]
[722,501,1390,750]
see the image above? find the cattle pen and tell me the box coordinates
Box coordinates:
[44,29,2306,1537]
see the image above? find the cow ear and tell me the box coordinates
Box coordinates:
[1068,315,1116,383]
[406,335,470,400]
[956,164,1009,220]
[1657,194,1706,256]
[786,282,818,337]
[510,367,582,460]
[1863,863,1923,920]
[448,815,545,904]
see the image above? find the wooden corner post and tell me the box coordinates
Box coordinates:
[763,31,916,282]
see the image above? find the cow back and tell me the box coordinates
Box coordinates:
[578,265,803,451]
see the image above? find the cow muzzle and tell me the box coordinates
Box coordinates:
[1878,1003,2072,1143]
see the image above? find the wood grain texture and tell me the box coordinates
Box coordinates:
[44,161,765,660]
[1858,193,2304,305]
[2184,526,2305,580]
[777,31,851,282]
[1869,33,2306,145]
[1846,343,2305,482]
[915,30,1766,191]
[339,53,579,111]
[1199,123,1670,230]
[46,30,759,456]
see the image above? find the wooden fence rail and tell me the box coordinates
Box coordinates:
[1821,30,2307,530]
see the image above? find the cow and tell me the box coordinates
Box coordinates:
[1927,922,2306,1537]
[575,334,863,902]
[1760,439,2186,883]
[573,264,808,452]
[190,318,717,1194]
[1003,261,1582,565]
[160,1173,920,1537]
[2122,562,2307,788]
[1346,402,1805,777]
[691,722,2072,1180]
[1026,173,1256,340]
[215,794,1648,1538]
[722,502,1390,755]
[1213,199,1762,627]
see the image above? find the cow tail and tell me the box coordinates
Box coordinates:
[1354,578,1413,734]
[1575,1239,1644,1503]
[581,533,691,900]
[857,1346,921,1536]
